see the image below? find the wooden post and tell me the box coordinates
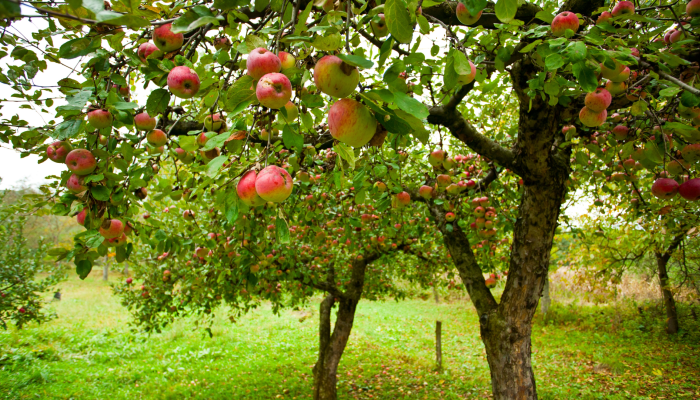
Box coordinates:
[435,320,442,370]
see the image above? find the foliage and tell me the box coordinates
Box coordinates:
[0,193,64,329]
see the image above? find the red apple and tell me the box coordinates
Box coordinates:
[584,88,612,113]
[428,149,446,167]
[679,178,700,200]
[456,60,476,85]
[134,112,156,131]
[596,11,612,25]
[152,23,184,52]
[255,165,293,202]
[167,66,200,99]
[612,125,629,140]
[651,178,679,199]
[579,107,607,127]
[612,1,635,18]
[551,11,579,37]
[609,66,630,83]
[394,191,410,208]
[445,212,456,222]
[183,210,195,221]
[76,209,87,225]
[47,141,72,163]
[65,149,97,175]
[137,42,158,62]
[87,109,113,130]
[314,55,360,98]
[456,2,482,25]
[688,0,700,17]
[146,129,168,147]
[66,173,87,193]
[328,98,377,148]
[99,219,124,239]
[107,233,127,247]
[256,72,292,109]
[246,48,282,80]
[237,170,266,207]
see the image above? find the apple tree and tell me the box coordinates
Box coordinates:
[2,0,700,398]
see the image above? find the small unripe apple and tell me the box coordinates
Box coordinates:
[279,101,299,122]
[278,51,296,70]
[204,112,225,131]
[445,212,456,222]
[167,66,200,99]
[370,14,389,37]
[456,60,477,86]
[87,109,113,130]
[213,37,231,51]
[183,210,195,221]
[455,2,482,25]
[152,23,184,52]
[374,181,387,192]
[247,48,282,80]
[65,149,97,175]
[47,141,72,163]
[605,80,627,96]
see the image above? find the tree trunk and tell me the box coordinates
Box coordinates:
[541,272,550,318]
[123,261,129,275]
[655,250,679,334]
[313,295,359,400]
[103,262,109,281]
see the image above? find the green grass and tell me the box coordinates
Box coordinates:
[1,274,699,399]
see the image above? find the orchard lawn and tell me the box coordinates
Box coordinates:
[1,275,699,400]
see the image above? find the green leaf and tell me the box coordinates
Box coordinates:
[394,109,429,144]
[312,34,341,51]
[572,61,598,93]
[644,141,663,164]
[282,124,303,152]
[110,73,127,86]
[295,1,313,34]
[494,0,517,23]
[464,0,487,16]
[417,15,430,34]
[373,164,388,178]
[113,101,138,110]
[171,7,221,33]
[443,50,457,90]
[336,54,374,69]
[519,40,541,53]
[453,50,472,75]
[76,259,93,280]
[146,88,170,117]
[534,10,554,23]
[275,215,291,244]
[206,154,228,177]
[179,135,198,152]
[394,92,429,120]
[54,120,84,140]
[566,41,587,63]
[244,35,267,52]
[58,38,102,59]
[0,0,21,18]
[91,186,111,201]
[202,132,229,151]
[385,0,413,44]
[659,87,681,98]
[545,53,565,70]
[334,143,356,170]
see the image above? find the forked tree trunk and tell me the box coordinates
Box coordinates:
[313,295,360,400]
[312,256,373,400]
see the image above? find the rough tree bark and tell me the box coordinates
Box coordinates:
[541,272,551,318]
[312,255,375,400]
[654,234,684,334]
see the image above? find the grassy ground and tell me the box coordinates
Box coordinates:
[1,274,699,400]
